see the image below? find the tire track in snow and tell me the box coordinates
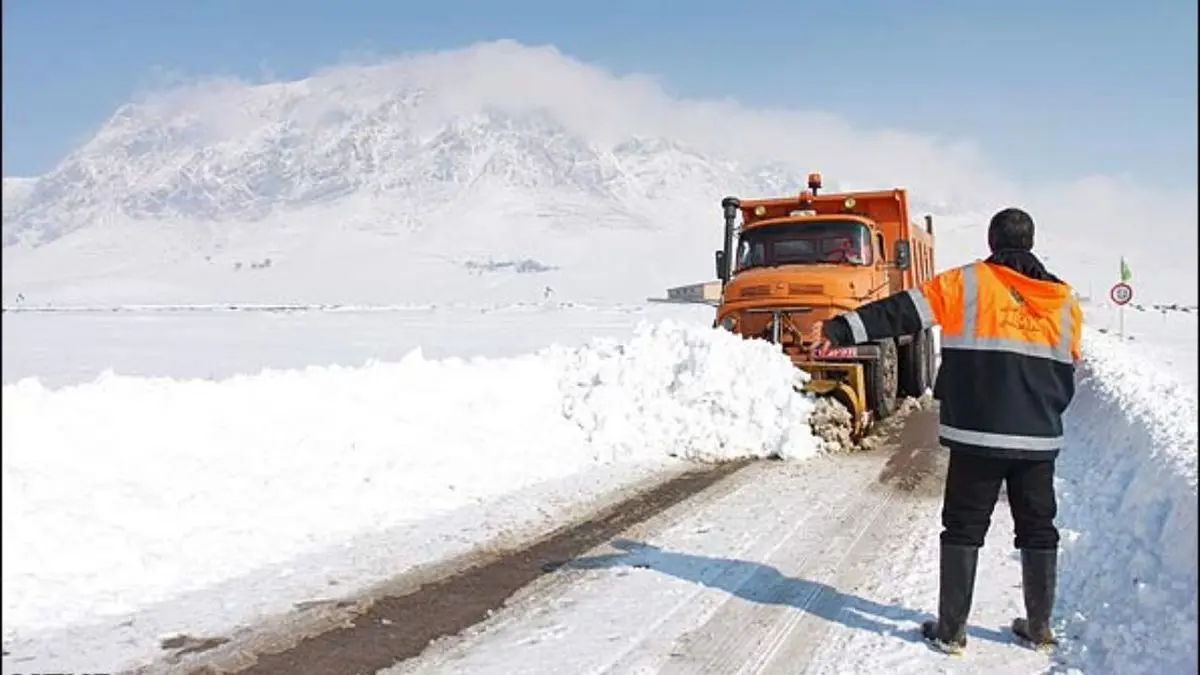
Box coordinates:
[797,494,1055,675]
[708,406,1052,675]
[652,462,900,675]
[791,410,1054,674]
[587,402,945,675]
[388,459,851,675]
[739,484,901,675]
[656,410,931,675]
[392,403,944,675]
[165,461,750,675]
[605,458,896,675]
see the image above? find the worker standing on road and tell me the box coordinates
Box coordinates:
[810,207,1082,655]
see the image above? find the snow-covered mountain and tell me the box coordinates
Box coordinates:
[1,43,807,305]
[3,40,1195,305]
[2,177,38,220]
[4,106,795,244]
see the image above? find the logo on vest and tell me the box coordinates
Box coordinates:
[1000,307,1041,332]
[1001,291,1041,335]
[1000,285,1044,332]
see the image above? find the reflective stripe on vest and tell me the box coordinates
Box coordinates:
[939,423,1064,452]
[905,288,936,329]
[939,264,1075,365]
[844,311,869,343]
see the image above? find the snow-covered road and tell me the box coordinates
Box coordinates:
[388,404,1053,675]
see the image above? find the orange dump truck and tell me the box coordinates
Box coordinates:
[713,172,936,437]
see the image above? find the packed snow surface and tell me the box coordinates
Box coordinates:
[0,319,821,660]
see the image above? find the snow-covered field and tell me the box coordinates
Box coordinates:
[1082,301,1197,390]
[0,303,712,388]
[2,304,1196,674]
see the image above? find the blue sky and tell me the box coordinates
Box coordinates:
[3,0,1196,189]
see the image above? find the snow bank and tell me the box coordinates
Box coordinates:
[0,320,820,642]
[556,324,818,462]
[1054,327,1198,674]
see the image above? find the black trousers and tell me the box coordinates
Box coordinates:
[940,450,1059,550]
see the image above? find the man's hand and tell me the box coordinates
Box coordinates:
[808,320,832,356]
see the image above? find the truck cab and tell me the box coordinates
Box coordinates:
[713,173,936,431]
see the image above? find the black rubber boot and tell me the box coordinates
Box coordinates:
[1012,548,1059,650]
[920,544,979,655]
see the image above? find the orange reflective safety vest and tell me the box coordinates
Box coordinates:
[829,260,1082,460]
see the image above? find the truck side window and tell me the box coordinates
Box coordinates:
[876,232,886,262]
[737,240,766,269]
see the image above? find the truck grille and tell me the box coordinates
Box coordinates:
[788,283,825,295]
[739,285,772,298]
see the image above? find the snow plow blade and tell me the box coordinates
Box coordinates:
[798,361,871,440]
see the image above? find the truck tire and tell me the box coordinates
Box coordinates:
[899,328,934,398]
[866,338,899,420]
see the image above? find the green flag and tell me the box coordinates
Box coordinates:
[1120,257,1132,283]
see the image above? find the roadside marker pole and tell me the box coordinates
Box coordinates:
[1109,278,1133,341]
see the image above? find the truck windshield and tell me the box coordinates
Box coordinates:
[736,220,873,270]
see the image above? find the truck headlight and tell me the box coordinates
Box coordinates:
[720,315,737,331]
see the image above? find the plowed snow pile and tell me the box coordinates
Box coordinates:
[1054,327,1198,674]
[0,320,821,645]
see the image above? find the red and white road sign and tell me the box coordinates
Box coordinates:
[1110,282,1133,306]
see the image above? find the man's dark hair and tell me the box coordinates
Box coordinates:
[988,207,1035,252]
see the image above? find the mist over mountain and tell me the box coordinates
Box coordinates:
[3,40,1195,305]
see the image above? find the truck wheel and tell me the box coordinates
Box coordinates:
[866,338,899,420]
[899,329,933,398]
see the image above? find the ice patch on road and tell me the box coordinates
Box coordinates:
[0,319,820,658]
[1054,327,1198,674]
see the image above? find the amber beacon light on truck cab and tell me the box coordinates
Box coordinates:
[713,172,937,438]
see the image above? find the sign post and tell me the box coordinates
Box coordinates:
[1110,281,1133,339]
[1115,257,1134,339]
